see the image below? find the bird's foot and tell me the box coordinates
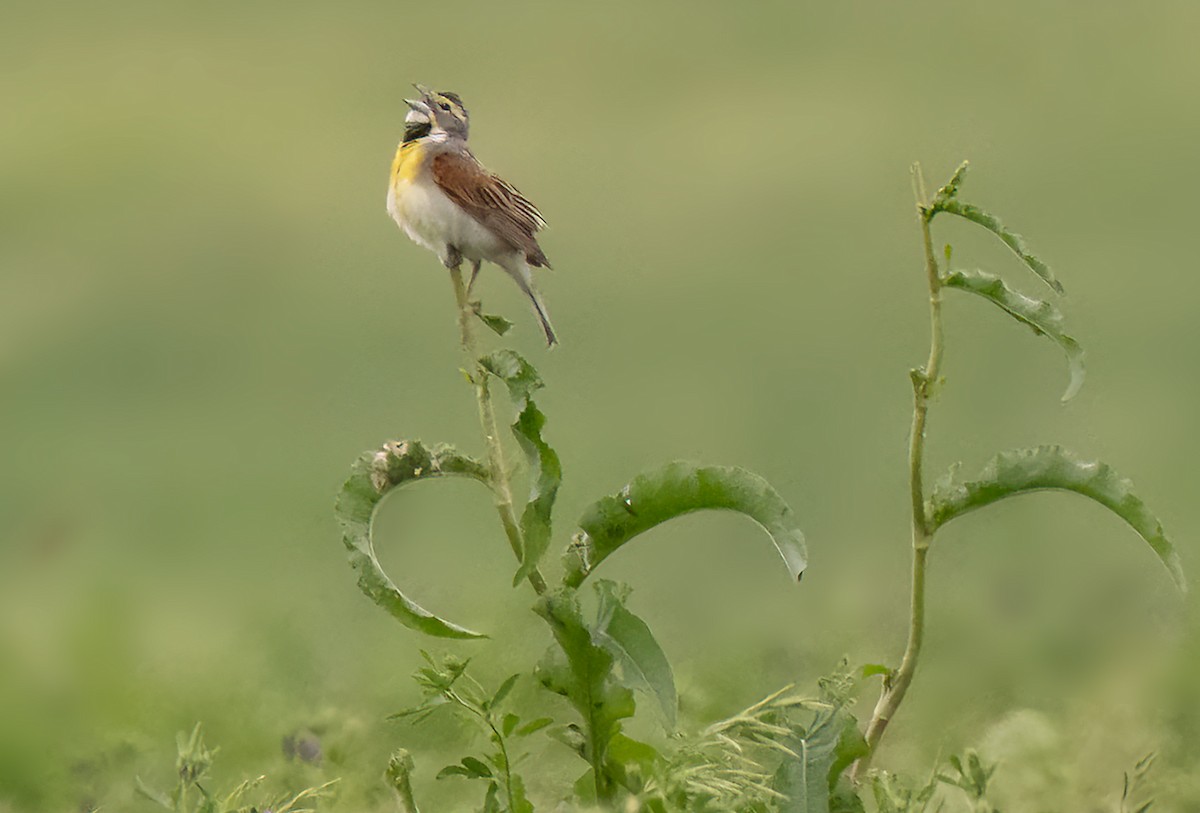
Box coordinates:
[466,260,482,295]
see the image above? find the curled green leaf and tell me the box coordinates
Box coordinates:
[336,440,491,639]
[927,446,1186,593]
[943,268,1085,401]
[480,349,544,404]
[564,461,808,588]
[930,198,1063,294]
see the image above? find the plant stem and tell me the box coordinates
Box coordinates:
[449,267,548,595]
[855,163,944,778]
[485,717,518,812]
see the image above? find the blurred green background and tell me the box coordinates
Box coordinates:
[3,1,1199,810]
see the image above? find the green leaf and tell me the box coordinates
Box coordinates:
[478,349,562,587]
[571,769,598,807]
[478,312,514,336]
[335,440,490,639]
[828,715,868,791]
[480,349,544,404]
[482,781,502,813]
[830,776,867,813]
[501,713,520,738]
[592,580,678,729]
[929,197,1063,294]
[564,461,807,588]
[927,446,1186,592]
[437,764,474,779]
[461,756,493,778]
[489,674,520,710]
[870,771,938,813]
[534,588,636,799]
[389,693,450,722]
[930,160,970,206]
[512,399,562,587]
[505,773,535,813]
[773,710,857,813]
[967,751,993,795]
[942,268,1085,401]
[604,732,661,794]
[515,717,554,737]
[605,732,661,773]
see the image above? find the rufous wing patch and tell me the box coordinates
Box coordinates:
[431,151,551,267]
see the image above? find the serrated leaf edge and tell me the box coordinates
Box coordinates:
[942,268,1085,401]
[927,445,1185,593]
[335,440,492,639]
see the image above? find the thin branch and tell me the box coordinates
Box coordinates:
[449,267,547,595]
[854,162,944,778]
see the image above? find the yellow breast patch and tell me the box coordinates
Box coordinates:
[391,140,426,187]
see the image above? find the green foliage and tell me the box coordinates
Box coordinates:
[631,666,866,813]
[650,687,806,811]
[941,268,1085,401]
[335,439,490,639]
[926,161,1063,294]
[937,750,999,813]
[391,653,540,813]
[478,311,515,337]
[927,445,1186,592]
[534,588,637,804]
[339,286,815,806]
[867,771,938,813]
[480,349,564,587]
[772,702,867,812]
[479,349,544,404]
[564,461,808,588]
[332,160,1183,812]
[1120,752,1157,813]
[135,724,337,813]
[592,580,677,729]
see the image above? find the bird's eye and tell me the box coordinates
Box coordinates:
[438,102,451,111]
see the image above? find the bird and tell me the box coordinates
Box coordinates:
[386,85,558,346]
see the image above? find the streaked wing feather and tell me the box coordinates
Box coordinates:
[431,151,550,266]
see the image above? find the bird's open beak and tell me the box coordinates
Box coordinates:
[413,83,434,98]
[404,95,432,123]
[404,97,432,114]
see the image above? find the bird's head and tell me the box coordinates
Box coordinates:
[405,85,469,141]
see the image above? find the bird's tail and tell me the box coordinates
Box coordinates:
[503,261,558,346]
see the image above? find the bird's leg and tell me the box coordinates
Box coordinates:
[442,244,463,270]
[466,260,482,296]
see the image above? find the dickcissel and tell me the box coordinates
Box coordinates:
[387,85,557,346]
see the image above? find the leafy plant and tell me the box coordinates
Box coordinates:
[390,653,543,813]
[135,724,338,813]
[336,261,808,811]
[853,162,1185,779]
[1119,752,1157,813]
[335,162,1185,811]
[936,750,998,813]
